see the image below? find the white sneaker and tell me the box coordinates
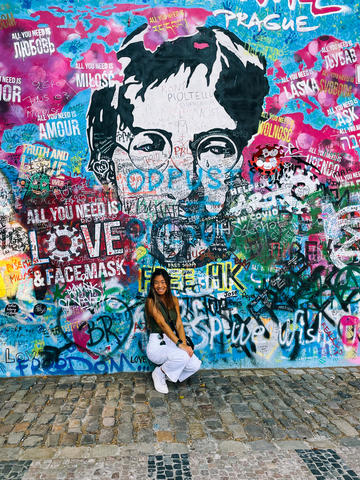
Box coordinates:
[152,367,168,394]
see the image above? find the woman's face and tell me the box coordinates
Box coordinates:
[153,274,167,297]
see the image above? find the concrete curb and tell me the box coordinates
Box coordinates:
[0,440,359,462]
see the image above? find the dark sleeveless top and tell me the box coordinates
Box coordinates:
[147,300,177,334]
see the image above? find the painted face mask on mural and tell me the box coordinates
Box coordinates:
[87,26,269,266]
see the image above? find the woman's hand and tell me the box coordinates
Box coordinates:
[179,343,193,357]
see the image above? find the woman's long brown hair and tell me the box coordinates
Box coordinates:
[145,268,175,323]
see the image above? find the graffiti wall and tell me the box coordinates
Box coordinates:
[0,0,359,377]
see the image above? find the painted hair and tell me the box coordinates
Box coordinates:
[145,268,175,320]
[87,25,269,186]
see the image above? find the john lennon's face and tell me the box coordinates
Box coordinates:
[112,65,241,219]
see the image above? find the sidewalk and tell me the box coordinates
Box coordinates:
[1,367,360,479]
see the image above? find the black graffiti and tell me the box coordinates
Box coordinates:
[246,252,360,359]
[86,315,123,349]
[33,303,47,315]
[5,303,20,315]
[39,343,73,368]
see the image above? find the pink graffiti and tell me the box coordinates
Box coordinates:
[254,0,347,16]
[194,42,209,49]
[133,7,212,52]
[266,37,360,118]
[340,315,359,348]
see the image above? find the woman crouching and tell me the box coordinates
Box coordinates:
[145,268,201,394]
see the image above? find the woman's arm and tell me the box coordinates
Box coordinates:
[174,296,186,344]
[174,297,193,356]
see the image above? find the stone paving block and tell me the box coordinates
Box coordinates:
[0,424,13,435]
[13,402,30,414]
[102,417,115,427]
[3,412,24,424]
[22,435,43,447]
[102,406,115,417]
[28,424,49,436]
[85,421,99,434]
[60,432,78,446]
[37,413,56,425]
[306,439,335,449]
[339,437,360,447]
[11,421,30,432]
[188,423,205,439]
[0,408,11,420]
[7,432,25,445]
[117,425,134,443]
[204,420,223,430]
[175,431,189,443]
[55,446,93,458]
[88,405,102,416]
[244,422,266,439]
[10,390,27,401]
[81,376,97,383]
[231,404,254,419]
[51,424,66,434]
[267,425,287,440]
[45,434,60,448]
[227,423,247,440]
[137,428,155,442]
[210,430,231,440]
[134,403,150,414]
[248,439,274,450]
[330,418,359,437]
[156,431,175,442]
[80,434,97,446]
[99,428,114,444]
[274,440,309,449]
[68,418,82,433]
[218,412,237,425]
[0,447,21,461]
[70,408,87,419]
[198,404,218,419]
[215,441,249,453]
[20,448,56,460]
[153,420,172,432]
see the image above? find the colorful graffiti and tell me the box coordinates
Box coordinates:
[0,0,359,377]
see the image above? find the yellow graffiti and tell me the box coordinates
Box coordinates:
[136,246,147,261]
[31,340,45,357]
[0,254,31,299]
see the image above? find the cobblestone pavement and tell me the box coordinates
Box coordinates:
[1,367,360,479]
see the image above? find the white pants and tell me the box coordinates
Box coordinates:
[146,333,202,383]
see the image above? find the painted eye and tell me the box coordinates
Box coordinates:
[133,134,165,152]
[129,131,171,170]
[197,135,238,172]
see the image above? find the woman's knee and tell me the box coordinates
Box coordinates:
[190,355,202,372]
[171,349,191,365]
[146,345,167,365]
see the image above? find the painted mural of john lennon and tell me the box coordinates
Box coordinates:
[87,25,269,267]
